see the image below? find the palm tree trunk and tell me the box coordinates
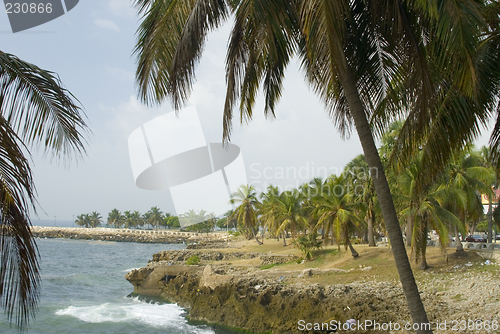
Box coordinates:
[251,227,263,245]
[282,231,287,246]
[419,223,428,270]
[488,196,493,243]
[455,227,464,253]
[341,68,432,333]
[406,215,413,247]
[347,239,359,258]
[368,210,376,247]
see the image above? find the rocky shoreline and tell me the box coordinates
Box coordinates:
[125,249,500,334]
[30,226,230,244]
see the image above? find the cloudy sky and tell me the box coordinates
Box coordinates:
[1,1,492,224]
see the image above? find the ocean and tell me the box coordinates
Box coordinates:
[0,238,217,334]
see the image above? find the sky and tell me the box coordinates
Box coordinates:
[0,1,492,224]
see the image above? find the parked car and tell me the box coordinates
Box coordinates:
[465,235,487,242]
[496,234,500,241]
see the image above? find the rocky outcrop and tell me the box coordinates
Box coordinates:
[260,254,300,266]
[126,262,415,333]
[151,249,262,263]
[126,249,500,334]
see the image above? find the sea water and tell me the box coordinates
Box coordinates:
[0,238,216,334]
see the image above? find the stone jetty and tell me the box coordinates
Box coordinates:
[30,226,231,244]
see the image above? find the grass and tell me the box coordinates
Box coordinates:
[210,235,493,285]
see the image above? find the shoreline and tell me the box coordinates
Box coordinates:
[125,242,500,334]
[30,226,231,244]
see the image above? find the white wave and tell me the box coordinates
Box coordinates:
[56,298,213,333]
[121,268,140,273]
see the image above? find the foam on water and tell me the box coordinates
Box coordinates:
[56,298,213,333]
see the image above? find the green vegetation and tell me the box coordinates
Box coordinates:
[75,207,181,230]
[292,233,322,260]
[75,212,102,228]
[185,255,200,266]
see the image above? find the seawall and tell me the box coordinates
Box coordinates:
[30,226,230,244]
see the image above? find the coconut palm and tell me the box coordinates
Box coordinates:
[274,189,308,242]
[75,214,90,228]
[396,157,466,269]
[145,206,164,229]
[107,209,124,228]
[479,146,497,243]
[123,211,138,229]
[230,185,262,244]
[88,212,102,228]
[441,149,494,251]
[0,51,88,327]
[132,0,497,330]
[344,155,377,246]
[259,186,282,243]
[313,175,363,257]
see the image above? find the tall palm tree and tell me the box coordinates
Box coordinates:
[344,154,377,246]
[107,209,124,228]
[396,157,466,269]
[480,146,497,243]
[230,185,262,244]
[75,214,90,228]
[132,1,496,330]
[145,206,164,229]
[123,211,136,229]
[89,212,102,228]
[274,189,308,241]
[441,149,494,250]
[313,175,363,257]
[0,51,88,328]
[259,186,282,243]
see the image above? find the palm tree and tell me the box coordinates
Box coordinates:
[107,209,124,228]
[145,206,164,229]
[230,185,262,245]
[396,157,466,269]
[313,175,363,257]
[441,149,494,251]
[259,186,282,243]
[344,155,377,246]
[75,214,89,228]
[160,212,172,229]
[132,1,496,330]
[274,189,308,242]
[123,211,135,229]
[0,51,88,327]
[89,212,102,228]
[480,146,497,243]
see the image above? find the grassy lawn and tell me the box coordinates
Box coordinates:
[212,235,494,285]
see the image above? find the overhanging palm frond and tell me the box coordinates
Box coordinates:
[133,0,229,109]
[223,0,300,142]
[0,115,39,329]
[0,51,88,329]
[0,51,88,160]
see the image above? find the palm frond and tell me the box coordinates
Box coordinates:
[133,0,229,108]
[0,51,88,160]
[0,116,39,329]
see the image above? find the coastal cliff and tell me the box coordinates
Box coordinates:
[125,247,500,334]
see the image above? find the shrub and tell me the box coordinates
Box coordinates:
[185,255,200,265]
[292,232,322,260]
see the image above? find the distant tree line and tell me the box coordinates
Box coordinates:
[75,207,181,229]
